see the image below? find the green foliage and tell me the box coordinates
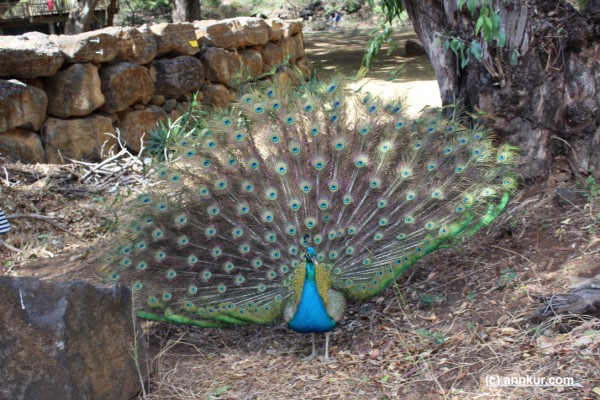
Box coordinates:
[583,176,600,204]
[208,385,230,399]
[362,0,408,68]
[416,328,447,345]
[458,0,505,47]
[362,23,396,68]
[582,177,600,228]
[364,0,512,70]
[418,293,447,306]
[368,0,404,24]
[117,0,172,26]
[145,94,206,160]
[432,0,508,69]
[325,0,364,13]
[497,268,517,288]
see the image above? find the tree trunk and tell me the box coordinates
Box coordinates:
[105,0,117,27]
[172,0,200,22]
[402,0,600,180]
[65,0,100,34]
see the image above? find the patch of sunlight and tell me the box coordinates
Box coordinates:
[348,79,441,117]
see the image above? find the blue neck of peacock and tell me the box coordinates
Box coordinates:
[287,258,336,333]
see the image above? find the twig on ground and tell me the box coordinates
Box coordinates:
[0,237,19,252]
[6,213,79,238]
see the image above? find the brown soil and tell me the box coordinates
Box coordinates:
[2,29,600,400]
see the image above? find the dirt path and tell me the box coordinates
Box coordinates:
[304,28,442,116]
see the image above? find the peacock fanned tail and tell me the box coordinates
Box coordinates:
[101,73,519,328]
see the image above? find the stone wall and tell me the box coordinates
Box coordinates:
[0,17,309,163]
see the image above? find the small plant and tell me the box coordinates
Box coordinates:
[208,385,231,399]
[144,93,207,160]
[584,176,600,202]
[583,177,600,236]
[416,328,447,345]
[418,292,447,306]
[497,268,517,288]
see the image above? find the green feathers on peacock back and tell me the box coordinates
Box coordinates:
[101,73,519,327]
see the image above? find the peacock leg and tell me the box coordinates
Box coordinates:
[311,333,317,358]
[324,332,331,360]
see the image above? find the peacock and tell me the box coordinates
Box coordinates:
[101,73,519,359]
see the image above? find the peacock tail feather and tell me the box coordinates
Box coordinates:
[101,72,519,328]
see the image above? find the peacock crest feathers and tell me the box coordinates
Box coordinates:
[102,72,519,328]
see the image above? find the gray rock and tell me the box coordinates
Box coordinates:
[150,22,199,57]
[405,39,427,56]
[152,56,204,100]
[162,98,177,113]
[0,79,47,132]
[99,63,154,113]
[50,31,118,64]
[45,63,105,118]
[117,105,168,153]
[0,276,148,400]
[42,115,117,163]
[0,129,45,163]
[194,17,270,50]
[0,32,64,78]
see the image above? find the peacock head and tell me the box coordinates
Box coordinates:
[306,246,317,263]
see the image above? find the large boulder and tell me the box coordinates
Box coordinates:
[151,56,204,100]
[99,63,154,113]
[0,129,45,163]
[199,47,242,87]
[279,33,304,62]
[405,39,426,56]
[201,83,233,107]
[0,79,47,133]
[238,49,263,78]
[117,105,168,153]
[42,115,117,163]
[98,25,157,64]
[150,22,199,57]
[0,32,63,78]
[49,30,118,64]
[266,19,284,42]
[259,42,284,73]
[0,276,148,400]
[280,18,303,37]
[45,63,105,118]
[194,17,270,50]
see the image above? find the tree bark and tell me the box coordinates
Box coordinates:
[402,0,600,180]
[172,0,200,22]
[65,0,100,34]
[105,0,117,27]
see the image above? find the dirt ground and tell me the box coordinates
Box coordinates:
[2,29,600,399]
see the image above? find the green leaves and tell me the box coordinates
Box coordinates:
[470,40,482,60]
[461,0,505,48]
[467,0,477,14]
[436,0,514,69]
[363,24,396,68]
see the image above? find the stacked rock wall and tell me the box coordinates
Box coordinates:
[0,17,309,164]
